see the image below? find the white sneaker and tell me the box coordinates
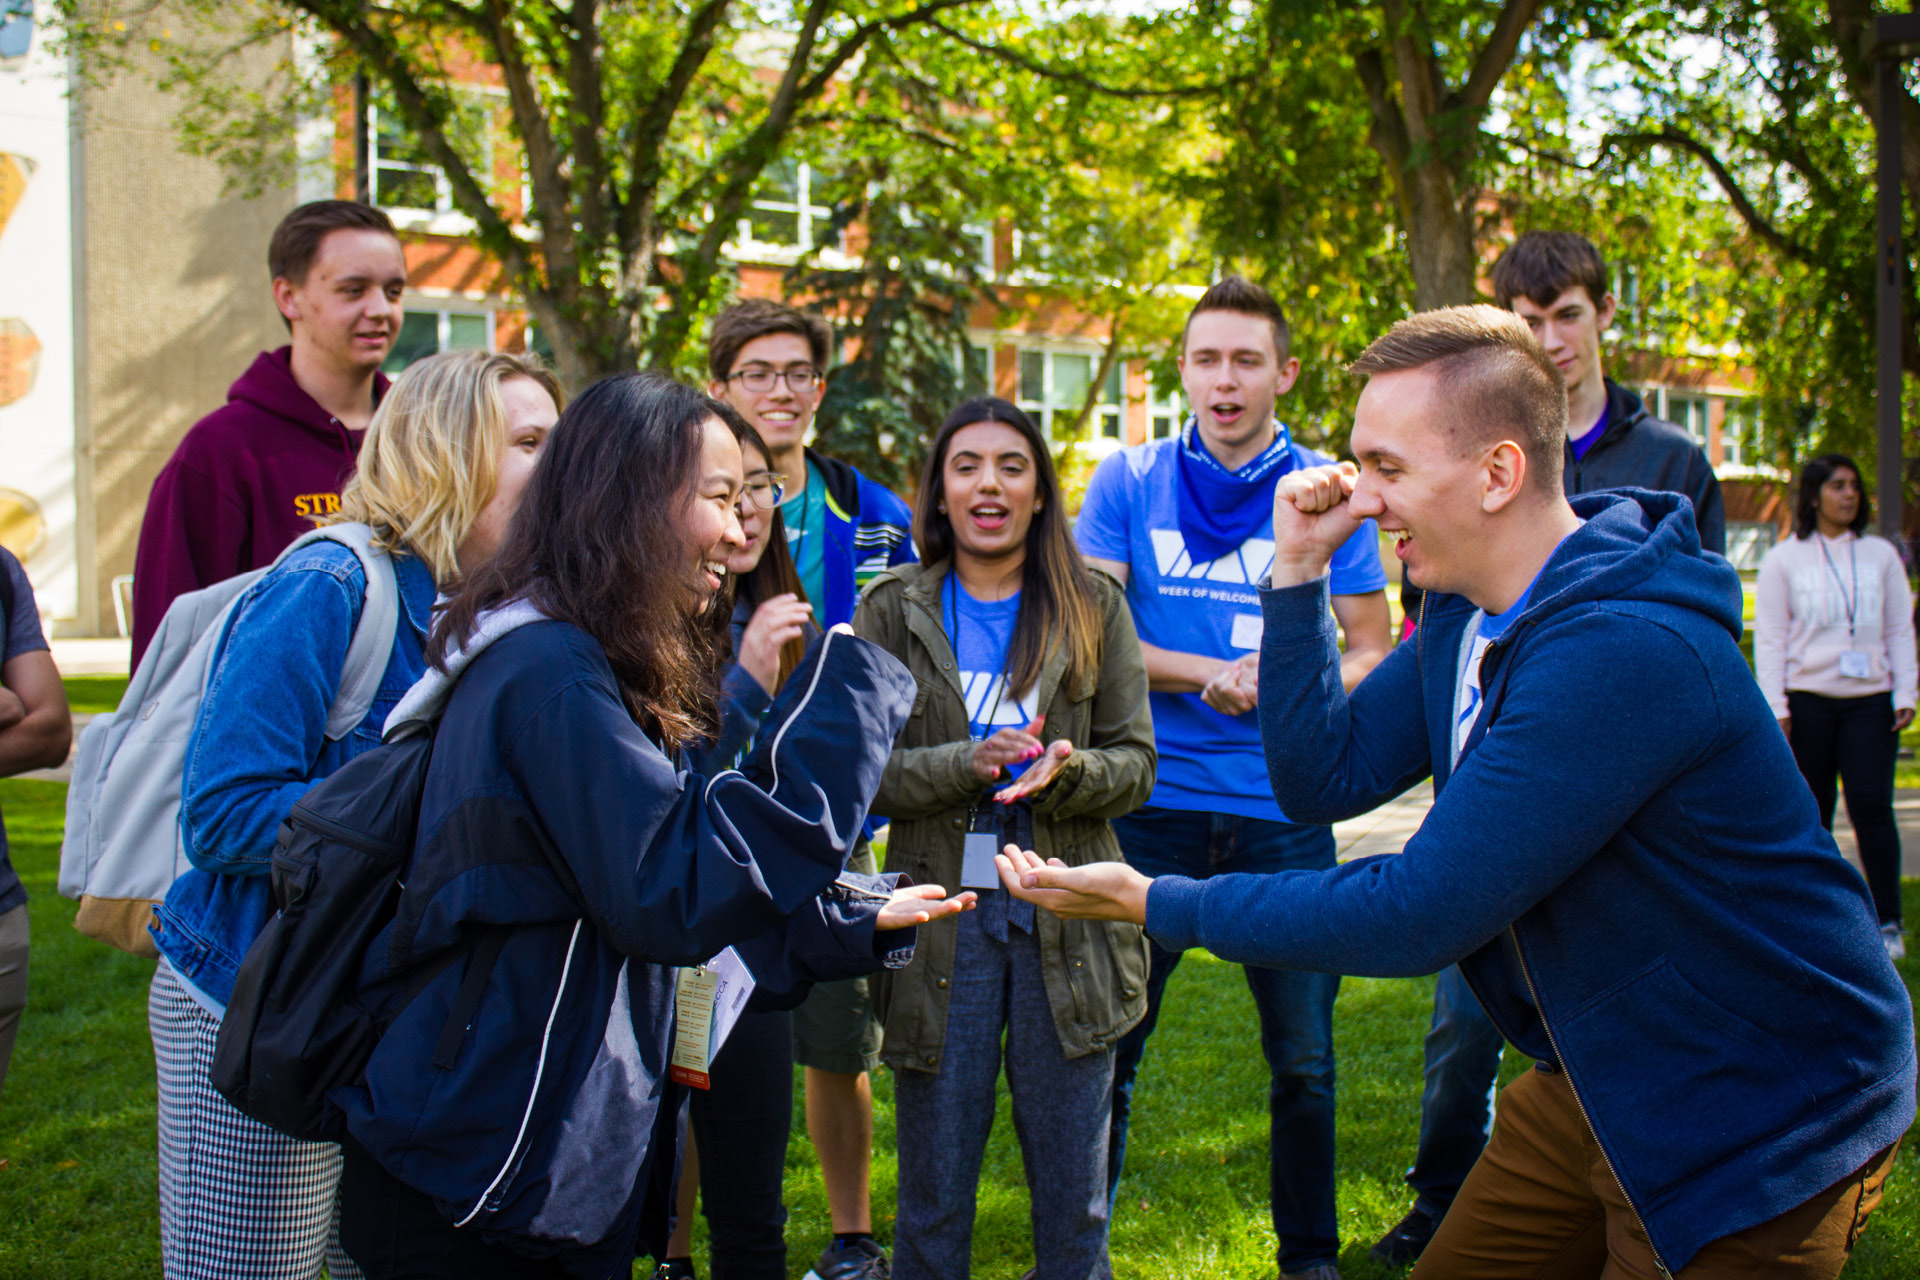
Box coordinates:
[1882,923,1906,962]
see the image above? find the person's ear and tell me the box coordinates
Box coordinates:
[707,379,729,400]
[1275,356,1302,396]
[273,277,301,326]
[1481,440,1528,514]
[1594,291,1617,334]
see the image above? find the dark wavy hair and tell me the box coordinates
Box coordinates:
[1793,453,1871,540]
[914,397,1102,700]
[433,373,747,749]
[731,426,810,690]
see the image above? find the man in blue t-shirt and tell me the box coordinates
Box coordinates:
[1075,277,1390,1280]
[0,548,73,1101]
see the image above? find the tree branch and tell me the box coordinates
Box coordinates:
[564,0,611,252]
[796,0,986,101]
[475,0,577,286]
[919,19,1253,99]
[1451,0,1543,116]
[617,0,732,254]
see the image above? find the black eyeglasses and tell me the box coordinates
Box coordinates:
[726,366,823,394]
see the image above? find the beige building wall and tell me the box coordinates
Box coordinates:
[72,27,293,634]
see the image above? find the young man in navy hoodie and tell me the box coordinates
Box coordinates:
[1002,305,1915,1278]
[130,200,406,666]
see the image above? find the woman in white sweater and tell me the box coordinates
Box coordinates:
[1755,453,1918,958]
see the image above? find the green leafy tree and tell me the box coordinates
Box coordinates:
[61,0,995,388]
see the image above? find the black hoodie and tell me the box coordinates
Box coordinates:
[1564,379,1724,554]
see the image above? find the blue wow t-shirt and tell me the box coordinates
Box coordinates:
[946,580,1042,782]
[1075,436,1388,821]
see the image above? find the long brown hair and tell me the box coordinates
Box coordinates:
[915,397,1102,700]
[733,427,810,690]
[432,373,746,750]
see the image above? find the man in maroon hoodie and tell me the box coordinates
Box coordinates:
[129,201,408,666]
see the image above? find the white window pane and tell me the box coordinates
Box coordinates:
[447,314,489,350]
[1051,353,1092,408]
[1019,351,1046,404]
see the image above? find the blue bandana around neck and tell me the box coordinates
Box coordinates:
[1174,418,1296,564]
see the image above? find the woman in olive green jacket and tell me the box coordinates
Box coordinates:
[853,396,1153,1280]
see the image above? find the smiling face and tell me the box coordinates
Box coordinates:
[1179,309,1301,462]
[683,416,747,600]
[709,332,820,455]
[273,227,408,378]
[1347,368,1497,599]
[941,421,1040,567]
[1509,285,1615,403]
[457,375,561,575]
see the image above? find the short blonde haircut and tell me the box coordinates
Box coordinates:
[334,349,564,583]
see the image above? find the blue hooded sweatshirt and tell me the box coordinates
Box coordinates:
[1145,489,1915,1272]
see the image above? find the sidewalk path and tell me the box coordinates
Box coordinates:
[1331,778,1920,882]
[50,637,130,676]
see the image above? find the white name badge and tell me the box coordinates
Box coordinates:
[1230,613,1264,651]
[670,947,756,1089]
[962,832,1004,889]
[1840,649,1875,680]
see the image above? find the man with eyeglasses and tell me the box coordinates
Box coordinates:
[705,297,916,1280]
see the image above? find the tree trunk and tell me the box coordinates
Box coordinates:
[1401,168,1479,310]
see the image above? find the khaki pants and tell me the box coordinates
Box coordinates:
[1412,1064,1897,1280]
[0,903,27,1101]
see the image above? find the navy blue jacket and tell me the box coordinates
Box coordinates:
[1145,490,1915,1271]
[335,617,918,1276]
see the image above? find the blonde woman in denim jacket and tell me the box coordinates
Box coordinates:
[854,397,1155,1280]
[148,351,560,1280]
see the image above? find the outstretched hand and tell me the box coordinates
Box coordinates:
[1270,462,1362,587]
[994,739,1073,802]
[994,846,1151,924]
[875,883,977,931]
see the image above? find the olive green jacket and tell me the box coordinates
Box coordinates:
[853,561,1155,1073]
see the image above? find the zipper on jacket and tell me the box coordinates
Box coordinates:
[1507,925,1673,1279]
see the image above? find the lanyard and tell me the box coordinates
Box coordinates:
[1818,534,1859,642]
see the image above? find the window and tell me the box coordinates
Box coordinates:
[367,98,492,218]
[1016,348,1122,440]
[1725,521,1777,573]
[1720,397,1755,468]
[1667,393,1710,449]
[1148,375,1184,440]
[739,160,836,253]
[957,343,990,398]
[383,307,494,373]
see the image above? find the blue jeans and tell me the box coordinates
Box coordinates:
[1107,806,1340,1273]
[1406,965,1505,1222]
[894,896,1115,1280]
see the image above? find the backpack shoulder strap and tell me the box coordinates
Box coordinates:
[277,524,403,742]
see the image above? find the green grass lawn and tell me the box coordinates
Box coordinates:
[58,677,128,717]
[1,776,1917,1279]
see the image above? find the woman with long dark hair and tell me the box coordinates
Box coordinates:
[332,373,970,1279]
[1756,453,1918,958]
[853,396,1155,1280]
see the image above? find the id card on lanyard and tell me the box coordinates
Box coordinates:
[670,947,756,1089]
[1820,536,1876,680]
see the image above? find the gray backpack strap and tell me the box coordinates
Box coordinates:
[278,524,403,741]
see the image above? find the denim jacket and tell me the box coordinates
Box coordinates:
[150,543,437,1009]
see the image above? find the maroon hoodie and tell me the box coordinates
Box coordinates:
[130,347,388,666]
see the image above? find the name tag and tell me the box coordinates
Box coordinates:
[1230,613,1264,651]
[961,832,1002,889]
[670,948,756,1089]
[1840,649,1874,680]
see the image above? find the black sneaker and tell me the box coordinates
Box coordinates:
[651,1261,698,1280]
[806,1237,891,1280]
[1369,1207,1438,1267]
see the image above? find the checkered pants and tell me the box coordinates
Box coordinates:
[150,963,363,1280]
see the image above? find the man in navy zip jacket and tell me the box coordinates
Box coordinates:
[1000,306,1915,1277]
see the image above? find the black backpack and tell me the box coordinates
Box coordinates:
[209,725,506,1142]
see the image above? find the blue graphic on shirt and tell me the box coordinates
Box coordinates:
[1076,435,1389,821]
[947,580,1041,781]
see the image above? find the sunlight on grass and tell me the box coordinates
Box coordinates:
[0,776,1915,1278]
